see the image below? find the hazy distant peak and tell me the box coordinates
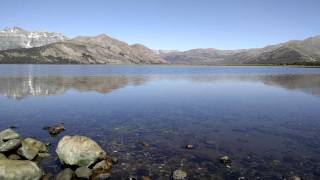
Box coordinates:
[153,49,180,54]
[0,27,68,50]
[1,27,27,33]
[95,33,111,38]
[131,43,148,49]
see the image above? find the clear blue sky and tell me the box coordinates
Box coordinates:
[1,0,319,50]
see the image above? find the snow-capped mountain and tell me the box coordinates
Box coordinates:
[0,27,68,50]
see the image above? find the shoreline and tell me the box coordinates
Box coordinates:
[0,63,319,68]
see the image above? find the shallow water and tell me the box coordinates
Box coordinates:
[1,65,320,179]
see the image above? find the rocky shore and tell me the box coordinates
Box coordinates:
[0,127,115,180]
[0,127,303,180]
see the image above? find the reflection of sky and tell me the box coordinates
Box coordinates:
[1,65,320,77]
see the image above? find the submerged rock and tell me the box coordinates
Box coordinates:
[44,124,65,136]
[110,156,118,164]
[75,166,92,179]
[19,138,48,160]
[287,176,302,180]
[56,135,106,167]
[93,172,111,180]
[126,176,138,180]
[220,156,231,164]
[56,168,74,180]
[0,128,20,141]
[0,159,43,180]
[140,141,150,148]
[0,139,21,152]
[42,173,54,180]
[173,170,187,180]
[141,176,152,180]
[185,144,194,150]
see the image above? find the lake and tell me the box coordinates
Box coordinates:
[1,65,320,179]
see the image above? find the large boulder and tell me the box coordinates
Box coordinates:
[56,136,106,167]
[19,138,48,160]
[0,129,20,141]
[0,159,43,180]
[0,139,21,152]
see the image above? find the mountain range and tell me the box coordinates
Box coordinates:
[0,27,320,65]
[0,27,68,50]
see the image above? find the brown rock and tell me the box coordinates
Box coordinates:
[93,159,112,173]
[142,176,152,180]
[56,168,74,180]
[45,124,65,136]
[8,154,21,160]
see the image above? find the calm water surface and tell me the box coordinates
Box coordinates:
[1,65,320,179]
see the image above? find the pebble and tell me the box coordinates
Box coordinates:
[220,156,231,164]
[141,142,150,148]
[56,168,74,180]
[111,156,118,164]
[141,176,152,180]
[173,170,187,180]
[94,172,111,179]
[75,166,92,179]
[126,176,137,180]
[42,173,54,180]
[185,144,194,149]
[288,176,301,180]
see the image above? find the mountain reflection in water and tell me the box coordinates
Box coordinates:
[0,74,320,100]
[0,76,146,99]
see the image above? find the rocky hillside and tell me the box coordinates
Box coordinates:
[0,27,319,65]
[0,33,167,64]
[160,36,320,65]
[0,27,68,50]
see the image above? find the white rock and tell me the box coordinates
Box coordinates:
[19,138,47,160]
[56,135,106,167]
[0,129,20,141]
[0,159,43,180]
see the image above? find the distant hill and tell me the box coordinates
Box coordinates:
[0,27,319,65]
[160,36,320,65]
